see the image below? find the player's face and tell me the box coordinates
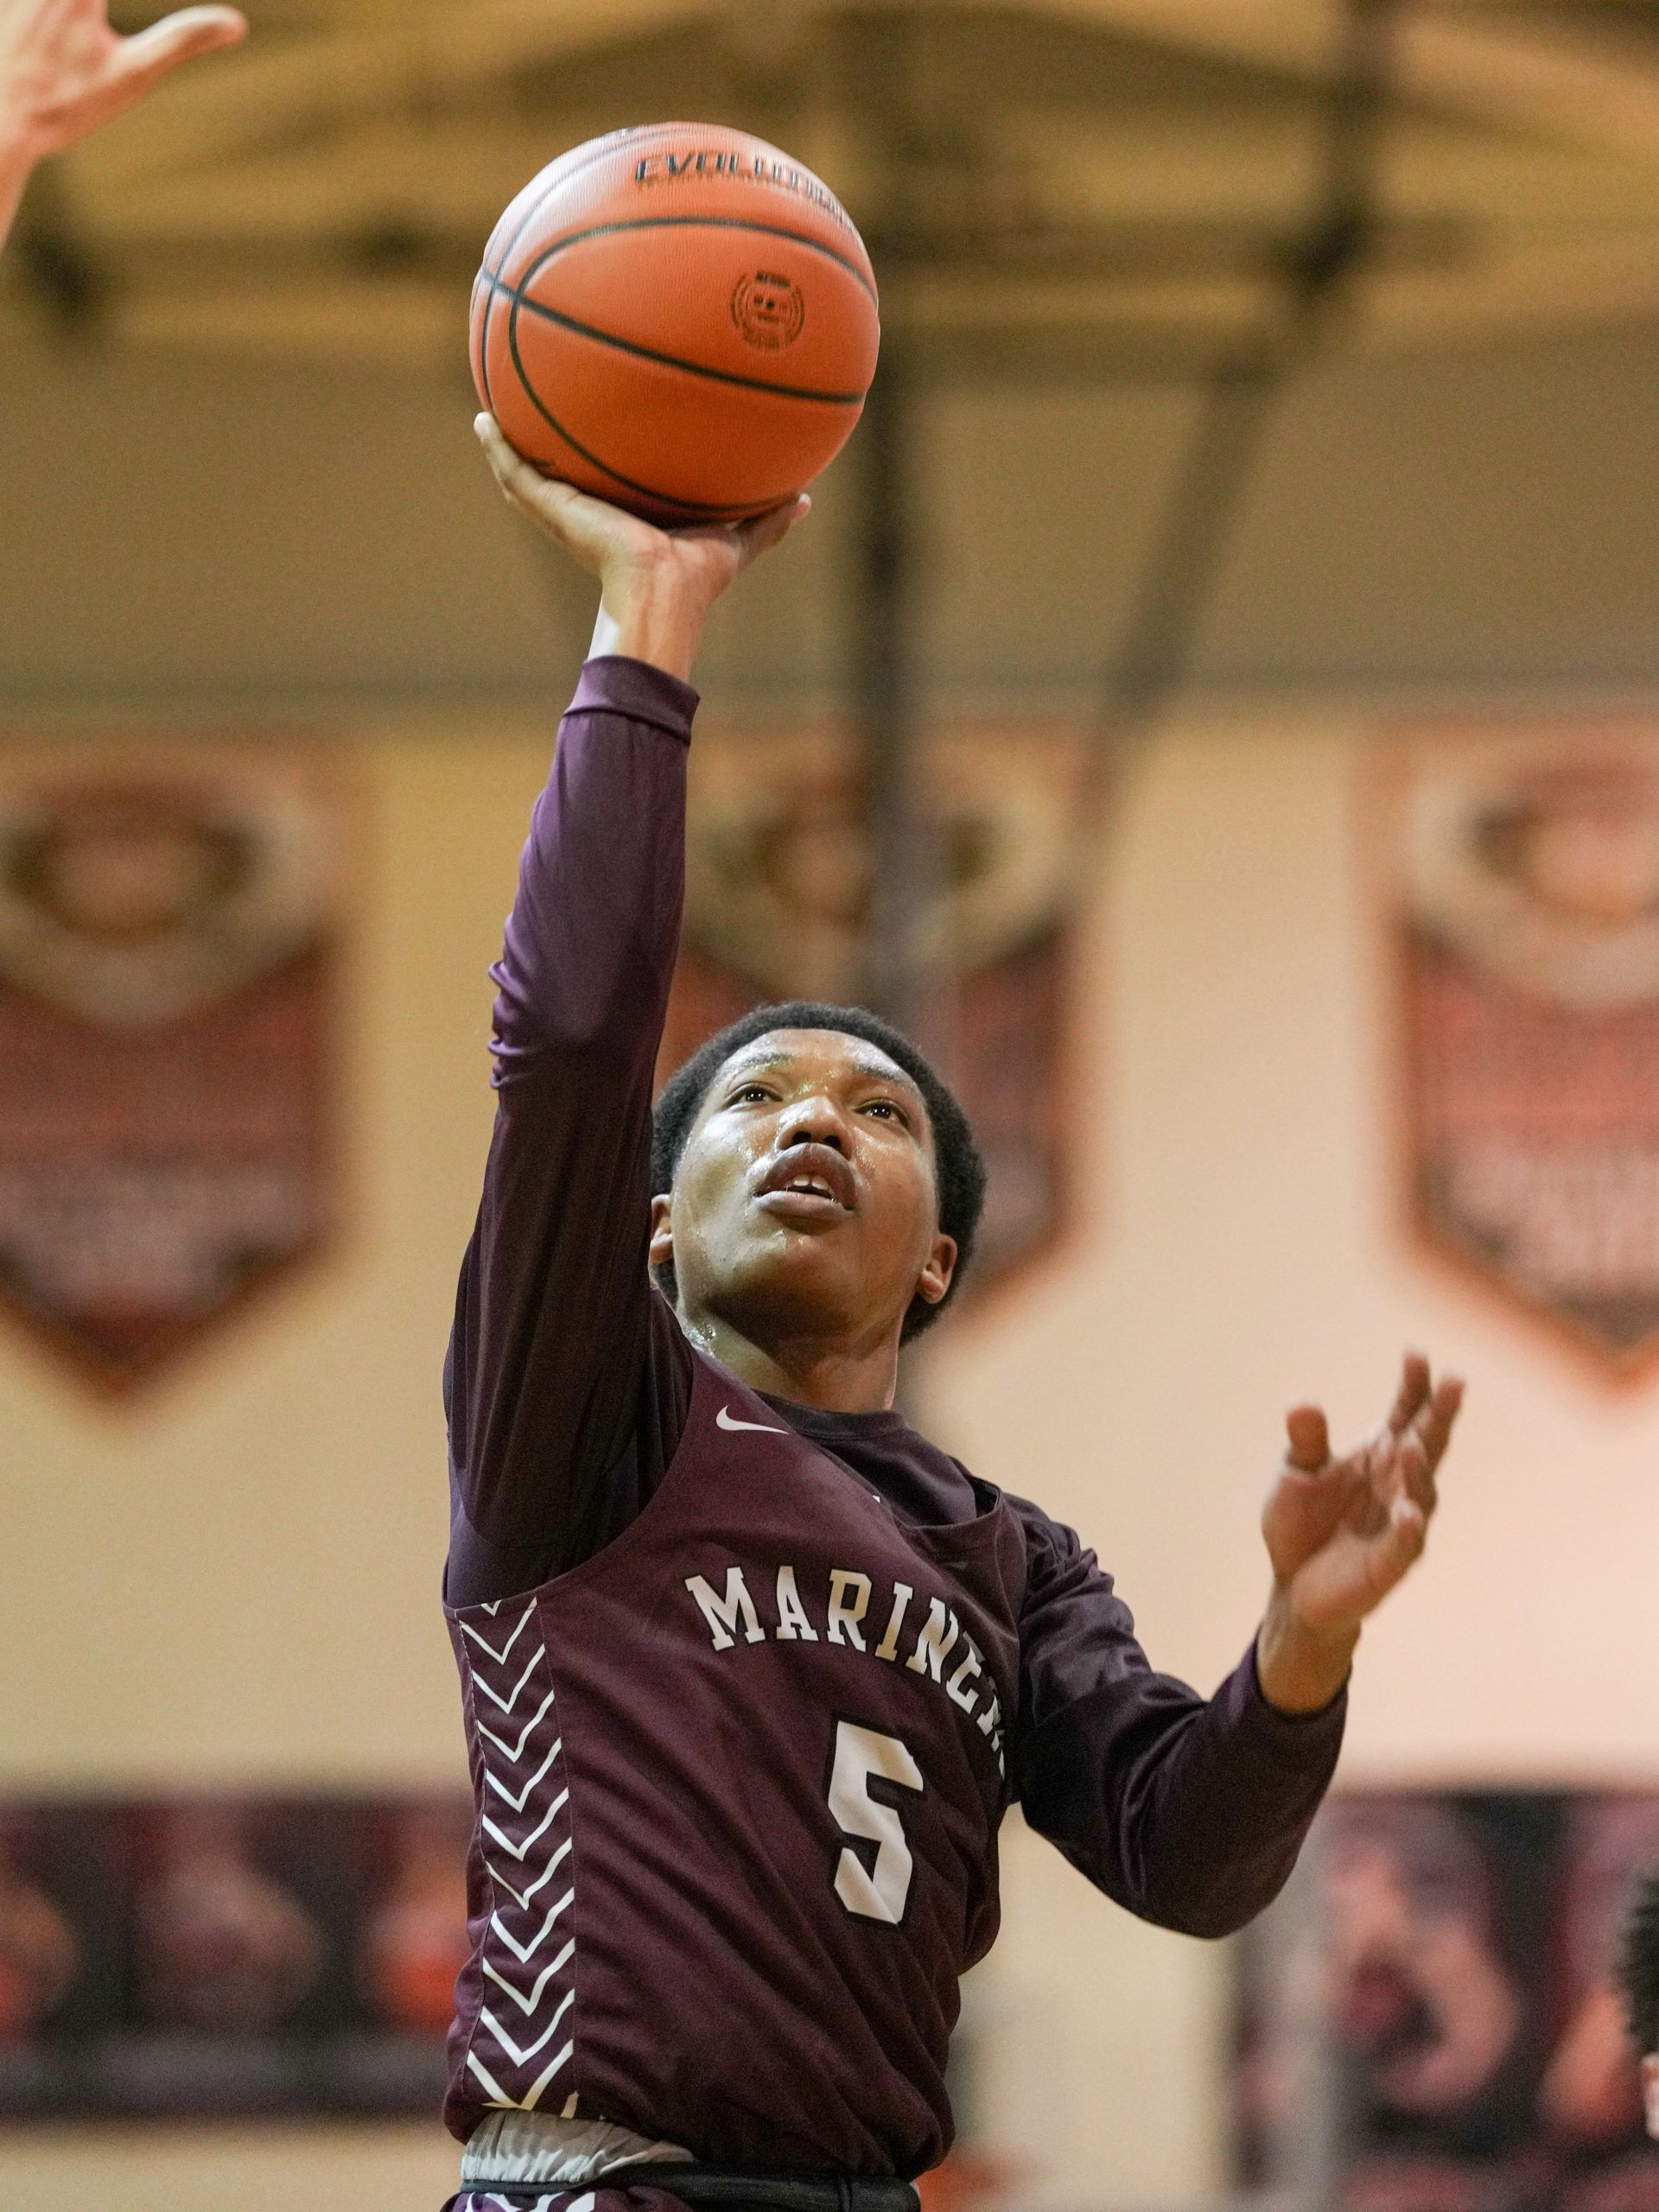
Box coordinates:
[652,1029,957,1357]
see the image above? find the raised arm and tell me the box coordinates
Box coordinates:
[445,423,808,1605]
[1,0,245,250]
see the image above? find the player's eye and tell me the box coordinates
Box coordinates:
[728,1082,775,1105]
[861,1098,909,1128]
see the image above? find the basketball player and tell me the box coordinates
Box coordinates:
[1618,1866,1659,2137]
[0,0,245,251]
[442,413,1463,2212]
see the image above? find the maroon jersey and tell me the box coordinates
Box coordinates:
[442,656,1344,2178]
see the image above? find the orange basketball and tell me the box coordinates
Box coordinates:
[470,124,880,525]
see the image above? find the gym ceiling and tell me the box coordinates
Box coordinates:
[6,1,1659,371]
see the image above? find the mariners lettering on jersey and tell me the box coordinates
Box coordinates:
[683,1561,1007,1771]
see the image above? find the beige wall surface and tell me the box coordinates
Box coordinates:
[6,706,1659,2209]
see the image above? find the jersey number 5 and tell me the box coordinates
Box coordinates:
[828,1719,925,1924]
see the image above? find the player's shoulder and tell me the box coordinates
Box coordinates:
[999,1490,1118,1610]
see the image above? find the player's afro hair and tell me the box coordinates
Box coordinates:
[651,1001,987,1344]
[1618,1864,1659,2057]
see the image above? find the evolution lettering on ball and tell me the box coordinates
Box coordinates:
[633,147,855,232]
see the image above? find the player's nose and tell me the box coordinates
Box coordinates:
[779,1096,850,1154]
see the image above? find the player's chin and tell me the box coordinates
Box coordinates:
[728,1224,864,1318]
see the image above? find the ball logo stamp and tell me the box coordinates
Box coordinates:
[732,270,805,351]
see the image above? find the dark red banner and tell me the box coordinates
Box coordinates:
[1389,733,1659,1367]
[0,747,343,1389]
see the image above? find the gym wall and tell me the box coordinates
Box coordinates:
[3,312,1659,2210]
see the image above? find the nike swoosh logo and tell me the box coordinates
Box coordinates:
[716,1404,788,1435]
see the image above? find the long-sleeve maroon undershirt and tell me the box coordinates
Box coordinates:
[443,653,1343,1941]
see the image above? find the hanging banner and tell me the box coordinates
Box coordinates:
[1382,727,1659,1368]
[0,743,344,1389]
[658,719,1090,1294]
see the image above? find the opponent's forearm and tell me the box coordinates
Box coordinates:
[0,143,34,251]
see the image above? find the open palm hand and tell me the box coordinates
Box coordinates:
[1,0,245,165]
[1265,1353,1461,1630]
[1256,1353,1462,1711]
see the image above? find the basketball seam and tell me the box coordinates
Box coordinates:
[481,271,867,406]
[474,273,499,420]
[500,211,877,305]
[502,290,801,517]
[485,133,644,282]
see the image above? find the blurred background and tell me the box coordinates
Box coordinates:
[5,1,1659,2208]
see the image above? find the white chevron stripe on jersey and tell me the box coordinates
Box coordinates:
[477,1693,559,1761]
[456,1598,577,2120]
[519,2038,575,2107]
[474,1646,546,1715]
[489,1836,570,1910]
[461,1604,536,1667]
[480,1990,574,2066]
[467,2047,512,2104]
[482,1789,567,1862]
[482,1939,574,2013]
[489,1891,573,1963]
[486,1740,562,1812]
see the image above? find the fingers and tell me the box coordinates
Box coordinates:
[474,414,658,571]
[1370,1489,1428,1600]
[1376,1366,1462,1526]
[1392,1429,1433,1520]
[1384,1349,1431,1434]
[16,1,246,156]
[1411,1371,1464,1474]
[116,6,246,89]
[729,492,810,567]
[1284,1403,1329,1473]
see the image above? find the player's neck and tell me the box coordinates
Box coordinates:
[678,1306,900,1414]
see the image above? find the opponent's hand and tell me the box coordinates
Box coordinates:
[1,0,245,165]
[475,412,810,682]
[1255,1351,1462,1713]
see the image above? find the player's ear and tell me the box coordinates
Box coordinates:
[916,1231,957,1309]
[648,1193,674,1269]
[1643,2054,1659,2139]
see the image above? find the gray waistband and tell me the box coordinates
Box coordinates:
[456,2168,923,2212]
[461,2112,696,2189]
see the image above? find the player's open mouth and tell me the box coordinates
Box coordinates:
[753,1146,855,1217]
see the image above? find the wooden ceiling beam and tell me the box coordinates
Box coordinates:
[65,0,713,192]
[1357,229,1659,348]
[63,0,1659,206]
[1025,0,1659,164]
